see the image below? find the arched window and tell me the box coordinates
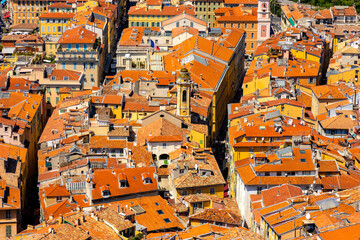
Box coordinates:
[182,90,187,103]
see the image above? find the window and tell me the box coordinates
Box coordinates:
[182,90,187,102]
[196,189,202,194]
[41,26,45,32]
[111,149,116,157]
[6,225,11,237]
[256,187,262,194]
[14,136,18,141]
[162,143,166,149]
[176,22,179,27]
[75,44,79,50]
[209,188,215,195]
[56,196,62,202]
[68,44,72,50]
[157,210,164,214]
[277,172,282,176]
[119,148,124,157]
[57,26,62,32]
[308,77,315,84]
[182,190,188,196]
[155,202,159,206]
[90,74,94,82]
[120,180,127,188]
[5,210,11,219]
[265,172,270,176]
[73,62,77,69]
[163,218,171,223]
[56,97,60,104]
[251,33,254,38]
[56,87,59,93]
[251,43,254,48]
[84,44,87,50]
[53,26,56,32]
[180,169,184,174]
[47,26,50,32]
[4,127,8,132]
[62,62,65,69]
[300,158,306,162]
[47,97,50,103]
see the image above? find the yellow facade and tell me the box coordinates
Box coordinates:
[76,0,98,12]
[45,41,58,56]
[39,15,72,38]
[176,185,224,199]
[123,110,154,121]
[109,105,123,119]
[188,201,212,215]
[129,15,168,27]
[327,67,360,85]
[190,129,208,148]
[243,75,271,96]
[290,49,321,62]
[211,60,236,140]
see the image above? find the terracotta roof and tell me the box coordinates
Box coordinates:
[162,12,207,27]
[118,195,184,232]
[44,185,71,197]
[318,160,339,173]
[172,26,199,38]
[58,26,97,44]
[39,12,75,19]
[129,5,195,16]
[148,135,182,142]
[137,118,189,146]
[190,208,242,226]
[91,167,158,200]
[90,135,127,149]
[48,2,73,8]
[312,85,347,100]
[261,184,303,207]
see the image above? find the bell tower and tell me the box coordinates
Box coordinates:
[176,67,191,122]
[257,0,271,45]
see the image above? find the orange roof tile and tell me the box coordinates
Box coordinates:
[58,26,97,44]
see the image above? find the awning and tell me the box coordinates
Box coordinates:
[2,47,15,54]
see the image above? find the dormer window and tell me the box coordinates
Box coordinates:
[144,178,152,184]
[101,185,111,198]
[51,76,56,80]
[118,173,128,188]
[102,189,110,198]
[142,172,152,184]
[63,76,69,80]
[119,180,128,188]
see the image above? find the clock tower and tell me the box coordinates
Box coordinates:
[257,0,271,45]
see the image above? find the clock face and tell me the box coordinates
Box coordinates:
[262,3,267,8]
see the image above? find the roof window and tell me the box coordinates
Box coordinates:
[157,210,164,215]
[163,218,171,223]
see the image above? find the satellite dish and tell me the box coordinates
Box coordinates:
[306,213,311,220]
